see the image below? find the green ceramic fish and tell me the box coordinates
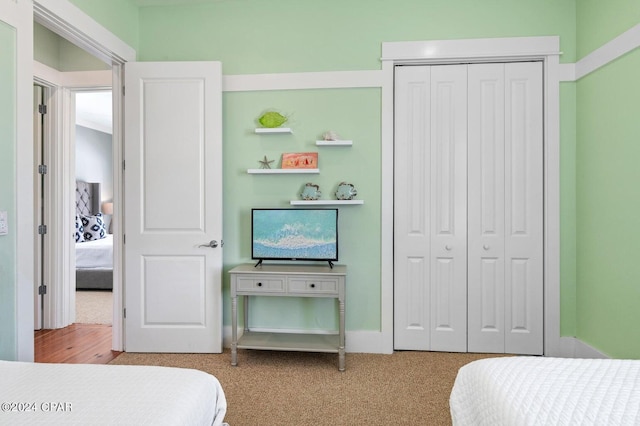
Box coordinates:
[258,111,288,128]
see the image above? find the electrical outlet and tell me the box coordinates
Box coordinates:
[0,211,8,235]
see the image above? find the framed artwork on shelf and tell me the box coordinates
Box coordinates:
[282,152,318,169]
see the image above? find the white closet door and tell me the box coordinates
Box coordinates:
[468,64,506,353]
[429,65,468,352]
[394,66,432,350]
[467,62,543,355]
[393,65,467,352]
[504,62,543,355]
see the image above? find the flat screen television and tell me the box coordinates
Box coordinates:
[251,208,338,267]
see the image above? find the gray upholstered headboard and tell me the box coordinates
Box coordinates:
[75,181,101,216]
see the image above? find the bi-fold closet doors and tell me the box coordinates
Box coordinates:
[393,62,543,355]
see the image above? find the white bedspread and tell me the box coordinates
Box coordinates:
[450,356,640,426]
[0,360,227,426]
[76,234,113,269]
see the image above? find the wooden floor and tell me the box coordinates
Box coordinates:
[35,324,121,364]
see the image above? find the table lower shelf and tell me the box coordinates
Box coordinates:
[237,331,340,353]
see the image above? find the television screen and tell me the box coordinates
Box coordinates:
[251,208,338,262]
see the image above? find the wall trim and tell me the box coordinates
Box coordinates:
[559,337,609,359]
[223,70,383,92]
[576,22,640,80]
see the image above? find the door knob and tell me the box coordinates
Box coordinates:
[445,245,452,251]
[483,245,490,250]
[199,240,219,248]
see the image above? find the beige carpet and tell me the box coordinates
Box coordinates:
[75,291,112,325]
[110,349,506,425]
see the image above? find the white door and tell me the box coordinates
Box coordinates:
[394,62,543,354]
[467,63,544,354]
[124,62,223,353]
[394,65,468,352]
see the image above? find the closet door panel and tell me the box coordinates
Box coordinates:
[429,65,467,352]
[504,62,543,355]
[468,64,506,353]
[393,66,432,350]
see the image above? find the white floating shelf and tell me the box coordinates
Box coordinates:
[315,140,353,146]
[290,200,364,205]
[255,127,292,134]
[247,168,319,174]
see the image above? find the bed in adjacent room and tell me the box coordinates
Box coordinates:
[0,360,227,425]
[450,356,640,425]
[75,180,112,290]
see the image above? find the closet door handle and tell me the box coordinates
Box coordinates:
[483,245,490,250]
[445,245,452,251]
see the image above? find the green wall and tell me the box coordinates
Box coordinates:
[20,0,640,358]
[575,0,640,358]
[0,21,17,360]
[134,0,577,335]
[34,22,110,72]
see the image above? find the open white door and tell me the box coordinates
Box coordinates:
[124,62,223,353]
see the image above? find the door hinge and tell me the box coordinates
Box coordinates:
[123,234,125,244]
[123,308,126,319]
[122,160,126,170]
[38,164,48,175]
[38,224,47,235]
[122,85,125,96]
[38,284,47,295]
[38,104,47,114]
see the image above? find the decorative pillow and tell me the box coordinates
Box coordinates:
[75,215,85,243]
[81,213,106,241]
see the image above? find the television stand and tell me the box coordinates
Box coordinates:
[229,263,347,371]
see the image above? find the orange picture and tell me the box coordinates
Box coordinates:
[281,152,318,169]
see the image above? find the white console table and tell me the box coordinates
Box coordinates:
[229,263,346,371]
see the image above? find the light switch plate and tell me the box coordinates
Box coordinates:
[0,211,8,235]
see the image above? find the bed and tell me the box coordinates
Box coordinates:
[0,360,227,425]
[75,180,113,290]
[450,356,640,425]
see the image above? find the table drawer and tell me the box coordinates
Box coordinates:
[236,276,286,293]
[288,277,339,295]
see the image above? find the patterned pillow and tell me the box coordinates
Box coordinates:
[75,215,85,243]
[81,213,106,241]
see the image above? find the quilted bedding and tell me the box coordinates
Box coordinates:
[0,361,227,425]
[450,356,640,426]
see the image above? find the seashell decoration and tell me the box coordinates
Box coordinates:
[322,131,340,141]
[300,183,321,200]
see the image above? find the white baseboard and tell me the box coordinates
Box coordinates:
[223,327,391,354]
[558,336,610,359]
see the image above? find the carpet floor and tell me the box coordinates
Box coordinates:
[75,291,112,325]
[110,348,506,425]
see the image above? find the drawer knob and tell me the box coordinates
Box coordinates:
[310,283,316,288]
[257,282,262,287]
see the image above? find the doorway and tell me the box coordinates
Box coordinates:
[74,90,114,328]
[33,20,117,359]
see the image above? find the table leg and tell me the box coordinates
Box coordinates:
[338,297,345,371]
[231,295,238,366]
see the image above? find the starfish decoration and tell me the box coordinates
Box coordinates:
[259,155,274,169]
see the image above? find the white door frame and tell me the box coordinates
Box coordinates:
[33,0,136,351]
[3,0,35,361]
[380,36,562,356]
